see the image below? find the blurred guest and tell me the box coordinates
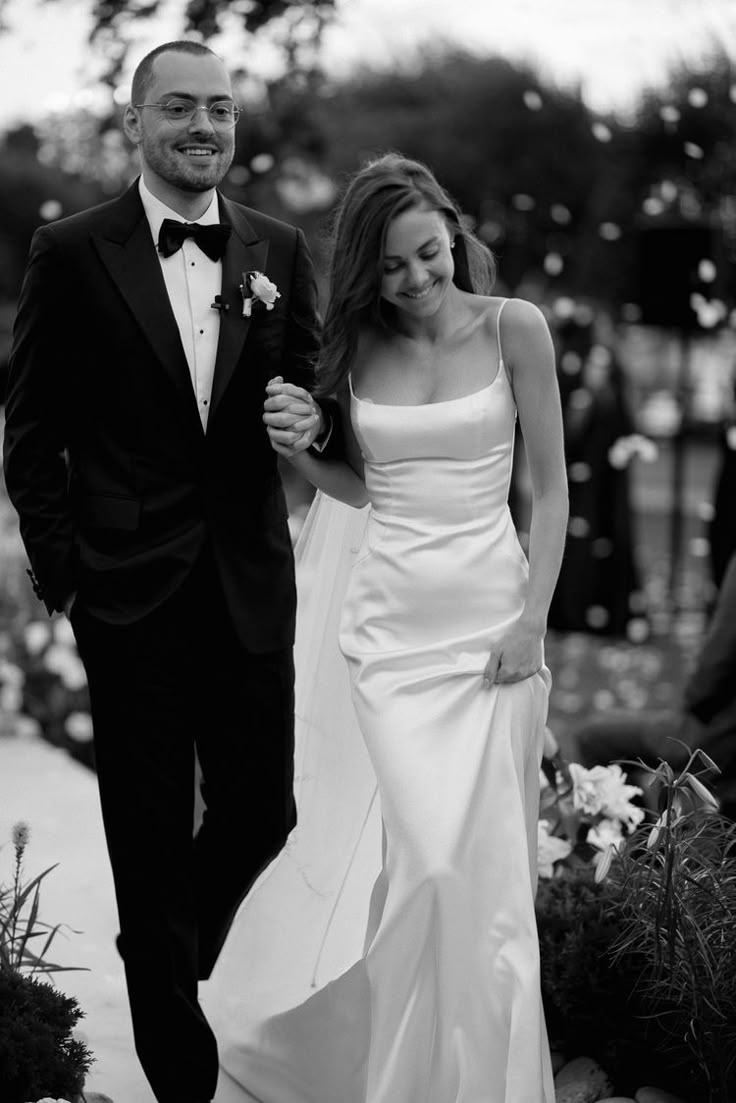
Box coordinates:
[572,551,736,819]
[708,377,736,590]
[549,332,648,639]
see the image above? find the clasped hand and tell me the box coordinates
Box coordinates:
[263,377,323,456]
[483,620,544,685]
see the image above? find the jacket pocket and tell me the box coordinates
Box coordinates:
[78,494,141,530]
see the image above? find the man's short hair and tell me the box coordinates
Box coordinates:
[131,41,220,105]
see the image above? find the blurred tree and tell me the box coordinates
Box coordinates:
[316,52,618,296]
[633,52,736,212]
[628,51,736,314]
[0,127,104,299]
[0,126,106,399]
[3,35,736,326]
[314,47,736,314]
[41,0,336,90]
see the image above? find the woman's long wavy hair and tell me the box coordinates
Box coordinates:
[315,153,496,397]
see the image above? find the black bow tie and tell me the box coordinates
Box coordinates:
[157,218,231,261]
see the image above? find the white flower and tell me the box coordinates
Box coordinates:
[587,817,624,852]
[596,764,645,830]
[569,762,608,816]
[647,809,670,849]
[240,270,280,316]
[250,272,280,305]
[537,819,573,878]
[24,620,52,655]
[569,762,643,831]
[594,843,617,882]
[685,773,720,810]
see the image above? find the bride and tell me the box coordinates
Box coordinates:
[204,153,568,1102]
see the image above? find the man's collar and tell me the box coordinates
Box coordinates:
[138,176,220,244]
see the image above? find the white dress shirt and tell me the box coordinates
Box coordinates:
[139,177,222,431]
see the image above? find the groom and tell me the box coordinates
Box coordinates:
[3,41,324,1103]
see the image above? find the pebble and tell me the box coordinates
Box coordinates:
[635,1090,687,1103]
[555,1056,614,1099]
[556,1083,604,1103]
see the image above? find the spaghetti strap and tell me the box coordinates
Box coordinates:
[496,298,508,365]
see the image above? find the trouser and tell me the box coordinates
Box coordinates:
[71,548,296,1103]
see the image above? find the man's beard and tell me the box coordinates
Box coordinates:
[140,134,233,193]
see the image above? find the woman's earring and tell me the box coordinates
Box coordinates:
[450,240,456,249]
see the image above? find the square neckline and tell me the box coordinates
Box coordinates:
[348,298,509,409]
[348,366,505,409]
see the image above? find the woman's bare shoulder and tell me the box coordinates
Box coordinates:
[497,296,549,335]
[464,293,532,340]
[489,297,551,360]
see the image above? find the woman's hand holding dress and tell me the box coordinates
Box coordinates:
[483,618,544,685]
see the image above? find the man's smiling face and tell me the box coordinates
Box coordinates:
[126,49,236,198]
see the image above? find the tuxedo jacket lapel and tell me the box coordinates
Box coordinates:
[91,183,272,428]
[91,183,202,432]
[209,195,270,421]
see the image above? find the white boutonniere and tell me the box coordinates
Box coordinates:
[240,270,281,317]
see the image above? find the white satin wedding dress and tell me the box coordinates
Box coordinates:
[204,302,555,1103]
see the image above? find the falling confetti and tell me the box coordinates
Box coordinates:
[550,204,572,225]
[39,199,62,221]
[599,222,621,241]
[568,462,592,482]
[591,122,612,142]
[688,88,708,108]
[250,152,275,174]
[523,90,543,111]
[568,516,591,538]
[642,197,666,216]
[660,105,681,124]
[543,252,564,276]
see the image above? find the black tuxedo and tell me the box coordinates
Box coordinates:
[3,180,320,1103]
[4,179,319,647]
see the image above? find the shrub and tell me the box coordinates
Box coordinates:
[536,868,698,1096]
[606,753,736,1103]
[0,969,92,1103]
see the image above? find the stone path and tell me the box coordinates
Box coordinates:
[0,728,252,1103]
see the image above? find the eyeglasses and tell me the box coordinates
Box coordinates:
[134,99,241,130]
